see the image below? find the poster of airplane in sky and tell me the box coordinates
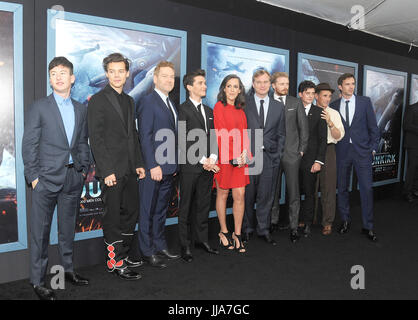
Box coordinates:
[297,53,358,102]
[202,36,288,108]
[55,18,183,106]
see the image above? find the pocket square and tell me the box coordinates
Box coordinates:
[287,108,296,111]
[209,117,213,120]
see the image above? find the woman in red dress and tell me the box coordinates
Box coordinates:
[213,74,249,253]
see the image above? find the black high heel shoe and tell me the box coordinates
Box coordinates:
[219,232,234,250]
[233,233,246,254]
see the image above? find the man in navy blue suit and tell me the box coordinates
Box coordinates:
[330,73,380,242]
[23,57,90,300]
[136,61,180,268]
[243,69,286,246]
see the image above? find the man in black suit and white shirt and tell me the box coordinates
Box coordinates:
[270,72,309,236]
[297,81,327,242]
[177,69,219,262]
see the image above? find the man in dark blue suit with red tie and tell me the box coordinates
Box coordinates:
[330,73,380,242]
[136,61,180,268]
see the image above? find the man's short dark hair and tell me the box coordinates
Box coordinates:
[183,69,206,91]
[338,73,356,86]
[48,57,74,75]
[102,53,130,72]
[298,80,316,93]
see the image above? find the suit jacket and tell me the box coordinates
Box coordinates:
[87,85,144,179]
[301,104,327,168]
[330,95,380,160]
[178,99,218,174]
[403,102,418,149]
[22,94,90,192]
[136,90,178,175]
[281,95,309,162]
[245,95,286,169]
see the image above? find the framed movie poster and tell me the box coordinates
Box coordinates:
[364,66,408,187]
[403,74,418,182]
[410,74,418,105]
[0,2,26,253]
[201,35,289,110]
[201,35,288,205]
[47,10,187,242]
[297,53,358,100]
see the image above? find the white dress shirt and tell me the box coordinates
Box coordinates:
[188,97,218,164]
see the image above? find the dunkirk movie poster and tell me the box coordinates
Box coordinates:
[364,67,407,185]
[0,10,18,245]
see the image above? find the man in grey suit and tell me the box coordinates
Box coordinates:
[22,57,90,300]
[270,72,309,238]
[243,69,286,246]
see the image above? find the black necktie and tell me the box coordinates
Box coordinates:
[279,96,284,104]
[166,98,176,123]
[345,100,350,126]
[196,104,207,132]
[259,100,265,129]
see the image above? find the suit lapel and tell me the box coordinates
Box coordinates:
[188,99,206,131]
[69,100,80,148]
[154,91,176,128]
[48,95,69,146]
[264,99,276,130]
[249,96,262,128]
[350,97,359,127]
[104,89,127,129]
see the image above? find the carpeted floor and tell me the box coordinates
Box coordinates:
[0,197,417,300]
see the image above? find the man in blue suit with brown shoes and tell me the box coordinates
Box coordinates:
[22,57,90,300]
[330,73,380,242]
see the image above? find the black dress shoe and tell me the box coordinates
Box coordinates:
[362,229,378,242]
[290,230,300,243]
[195,242,219,255]
[260,234,277,246]
[242,232,253,243]
[125,257,144,268]
[33,285,56,300]
[181,246,193,263]
[338,221,351,234]
[113,268,142,280]
[157,249,180,260]
[144,255,167,269]
[65,272,89,286]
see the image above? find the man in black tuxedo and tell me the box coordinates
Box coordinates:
[403,101,418,202]
[177,69,220,262]
[297,81,327,242]
[270,72,309,233]
[88,53,145,281]
[23,57,90,300]
[243,69,286,246]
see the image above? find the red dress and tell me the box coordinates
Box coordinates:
[213,101,250,189]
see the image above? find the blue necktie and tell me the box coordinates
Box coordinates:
[345,100,350,126]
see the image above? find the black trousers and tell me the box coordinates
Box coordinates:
[30,167,83,286]
[404,148,418,195]
[244,166,279,236]
[178,170,213,247]
[100,173,138,269]
[299,164,319,226]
